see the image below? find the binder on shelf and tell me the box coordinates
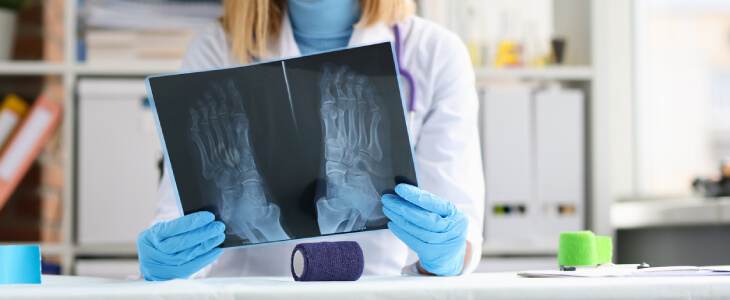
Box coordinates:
[0,95,62,212]
[0,94,30,152]
[534,89,584,245]
[482,88,535,248]
[77,78,160,245]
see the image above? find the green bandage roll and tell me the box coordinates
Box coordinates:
[558,231,597,267]
[595,235,613,264]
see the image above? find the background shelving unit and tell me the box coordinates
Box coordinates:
[0,1,177,274]
[474,66,593,81]
[0,0,626,276]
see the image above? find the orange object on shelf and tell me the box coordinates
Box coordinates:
[0,95,62,213]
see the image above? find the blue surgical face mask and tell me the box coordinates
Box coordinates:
[286,0,361,38]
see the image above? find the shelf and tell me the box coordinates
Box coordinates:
[0,62,181,76]
[475,66,593,80]
[0,63,592,80]
[0,62,66,75]
[73,64,181,76]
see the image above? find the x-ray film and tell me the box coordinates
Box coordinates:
[146,42,419,248]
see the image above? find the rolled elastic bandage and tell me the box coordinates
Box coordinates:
[595,235,613,264]
[558,231,613,267]
[0,245,42,284]
[291,241,364,281]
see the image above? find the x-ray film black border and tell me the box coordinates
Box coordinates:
[145,77,185,219]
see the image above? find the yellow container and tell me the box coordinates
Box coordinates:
[0,94,29,151]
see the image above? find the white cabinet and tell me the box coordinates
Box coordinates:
[482,88,585,253]
[77,79,161,245]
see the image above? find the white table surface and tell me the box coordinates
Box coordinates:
[3,272,730,299]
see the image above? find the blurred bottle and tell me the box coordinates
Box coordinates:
[551,36,567,65]
[494,13,522,68]
[464,1,483,67]
[522,22,543,67]
[467,42,483,67]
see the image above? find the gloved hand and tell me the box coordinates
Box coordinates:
[137,211,226,281]
[381,184,468,276]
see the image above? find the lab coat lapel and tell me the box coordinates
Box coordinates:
[266,12,301,60]
[348,21,395,47]
[349,21,413,140]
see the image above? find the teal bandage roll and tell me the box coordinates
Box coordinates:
[0,245,42,284]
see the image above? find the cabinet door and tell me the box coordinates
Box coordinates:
[77,79,161,245]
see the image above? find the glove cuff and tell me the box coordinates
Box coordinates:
[400,263,423,276]
[420,242,467,276]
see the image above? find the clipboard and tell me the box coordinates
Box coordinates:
[518,265,730,278]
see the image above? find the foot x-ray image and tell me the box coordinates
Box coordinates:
[189,81,290,243]
[146,42,418,248]
[315,64,391,234]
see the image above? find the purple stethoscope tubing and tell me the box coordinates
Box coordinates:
[394,24,416,126]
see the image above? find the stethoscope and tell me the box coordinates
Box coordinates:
[393,24,416,127]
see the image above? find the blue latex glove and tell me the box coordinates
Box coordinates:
[137,211,226,281]
[382,184,468,276]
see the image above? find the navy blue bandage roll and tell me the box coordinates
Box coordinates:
[291,241,364,281]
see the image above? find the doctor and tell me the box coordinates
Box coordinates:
[137,0,484,280]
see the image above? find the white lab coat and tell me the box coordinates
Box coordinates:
[154,13,485,277]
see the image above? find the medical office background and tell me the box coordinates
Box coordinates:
[0,0,727,277]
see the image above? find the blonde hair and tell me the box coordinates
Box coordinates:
[221,0,415,63]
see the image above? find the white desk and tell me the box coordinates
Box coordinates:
[3,273,730,299]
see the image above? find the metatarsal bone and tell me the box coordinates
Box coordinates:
[320,67,345,162]
[213,83,236,154]
[333,67,348,143]
[345,73,358,146]
[366,88,383,161]
[206,94,234,168]
[227,81,252,157]
[355,76,368,148]
[190,108,214,179]
[320,65,336,106]
[197,100,223,168]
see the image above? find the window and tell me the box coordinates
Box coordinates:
[635,0,730,196]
